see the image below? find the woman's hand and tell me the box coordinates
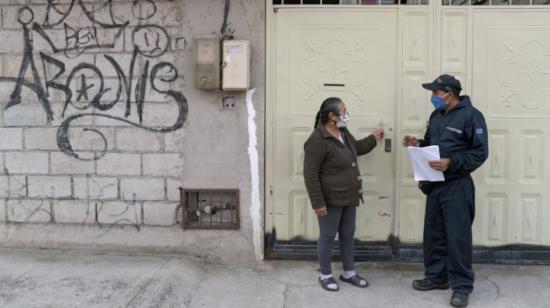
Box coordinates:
[373,128,384,141]
[315,207,327,217]
[402,135,418,147]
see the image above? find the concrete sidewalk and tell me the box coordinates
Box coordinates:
[0,248,548,308]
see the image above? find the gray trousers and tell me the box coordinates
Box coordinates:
[317,205,356,275]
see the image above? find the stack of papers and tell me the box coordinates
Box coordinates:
[407,146,445,182]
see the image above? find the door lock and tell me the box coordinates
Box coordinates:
[384,138,392,153]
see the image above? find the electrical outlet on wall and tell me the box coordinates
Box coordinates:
[223,96,236,110]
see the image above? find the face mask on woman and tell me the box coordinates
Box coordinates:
[337,111,350,128]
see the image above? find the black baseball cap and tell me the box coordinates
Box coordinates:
[422,74,462,94]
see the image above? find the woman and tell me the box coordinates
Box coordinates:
[303,97,384,292]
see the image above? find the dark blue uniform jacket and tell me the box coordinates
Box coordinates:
[419,95,489,181]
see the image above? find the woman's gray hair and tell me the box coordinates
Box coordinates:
[314,97,342,128]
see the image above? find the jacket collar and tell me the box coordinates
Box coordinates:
[442,95,471,114]
[317,125,345,139]
[316,125,357,157]
[317,125,331,138]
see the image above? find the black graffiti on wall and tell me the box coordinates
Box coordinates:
[0,0,188,160]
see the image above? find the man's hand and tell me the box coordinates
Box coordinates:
[402,135,418,147]
[315,207,327,217]
[429,158,451,172]
[373,128,384,141]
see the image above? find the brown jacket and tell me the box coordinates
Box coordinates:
[303,125,377,209]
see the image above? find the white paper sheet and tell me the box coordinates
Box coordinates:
[407,146,445,182]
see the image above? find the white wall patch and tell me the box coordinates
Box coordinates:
[246,88,263,261]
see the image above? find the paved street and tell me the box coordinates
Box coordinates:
[0,248,548,308]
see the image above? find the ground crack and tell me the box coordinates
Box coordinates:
[485,275,501,300]
[282,284,289,308]
[184,265,210,308]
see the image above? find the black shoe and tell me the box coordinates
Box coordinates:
[412,278,450,291]
[450,292,469,307]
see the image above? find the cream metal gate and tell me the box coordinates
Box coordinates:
[266,0,550,262]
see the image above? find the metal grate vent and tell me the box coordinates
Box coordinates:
[180,189,240,230]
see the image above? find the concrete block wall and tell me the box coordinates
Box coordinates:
[0,0,185,228]
[0,0,265,263]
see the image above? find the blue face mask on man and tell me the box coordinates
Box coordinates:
[431,92,450,110]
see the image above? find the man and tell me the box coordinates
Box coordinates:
[402,74,489,307]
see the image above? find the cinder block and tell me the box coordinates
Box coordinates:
[2,5,47,30]
[93,103,136,127]
[0,30,24,53]
[176,205,183,225]
[94,53,135,79]
[143,201,178,226]
[24,127,59,150]
[32,28,66,54]
[67,127,115,152]
[7,199,52,223]
[94,27,125,53]
[120,177,164,201]
[0,200,5,222]
[143,2,180,27]
[0,128,23,150]
[97,153,141,176]
[49,101,94,126]
[0,56,4,84]
[0,175,26,198]
[2,1,30,6]
[54,200,96,224]
[27,176,72,198]
[73,176,118,200]
[97,201,141,225]
[140,102,182,127]
[142,153,183,177]
[109,2,139,26]
[4,103,50,127]
[50,152,95,175]
[0,82,15,102]
[2,55,24,78]
[166,179,182,201]
[5,152,49,174]
[58,2,93,27]
[141,82,175,103]
[116,128,162,152]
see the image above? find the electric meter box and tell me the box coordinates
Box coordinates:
[193,34,220,90]
[222,40,250,91]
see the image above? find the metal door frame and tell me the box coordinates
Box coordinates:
[264,0,550,264]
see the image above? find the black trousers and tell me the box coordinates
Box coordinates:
[423,176,475,295]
